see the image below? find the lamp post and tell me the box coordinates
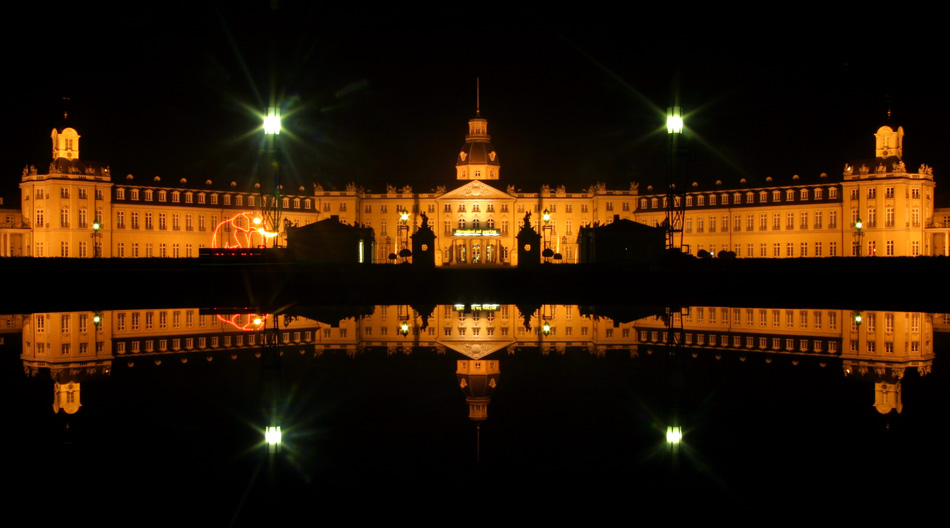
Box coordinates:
[91,219,102,258]
[666,106,686,251]
[261,106,282,248]
[853,218,864,256]
[541,208,554,262]
[396,209,413,263]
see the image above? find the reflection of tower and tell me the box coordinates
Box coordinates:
[21,312,113,415]
[874,382,902,414]
[456,360,499,421]
[53,380,82,414]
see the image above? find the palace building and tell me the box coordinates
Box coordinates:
[2,109,948,261]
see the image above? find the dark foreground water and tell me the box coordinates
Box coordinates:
[6,307,948,523]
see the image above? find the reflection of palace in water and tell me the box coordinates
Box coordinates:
[5,106,950,262]
[18,305,938,416]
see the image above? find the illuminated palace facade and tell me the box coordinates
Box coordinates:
[2,116,949,261]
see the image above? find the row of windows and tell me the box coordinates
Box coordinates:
[850,187,923,200]
[640,330,838,353]
[34,187,104,200]
[692,239,920,259]
[850,340,921,354]
[641,187,839,210]
[32,342,104,355]
[684,211,839,233]
[114,188,315,210]
[686,308,840,330]
[34,208,102,228]
[34,313,102,334]
[851,207,921,228]
[116,310,204,330]
[694,241,841,258]
[114,330,317,353]
[115,211,212,231]
[849,312,922,333]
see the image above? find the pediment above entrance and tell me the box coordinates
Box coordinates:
[439,180,512,201]
[436,339,515,359]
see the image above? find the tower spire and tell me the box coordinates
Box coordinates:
[476,77,480,117]
[61,96,70,124]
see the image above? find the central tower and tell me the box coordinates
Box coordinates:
[456,83,500,181]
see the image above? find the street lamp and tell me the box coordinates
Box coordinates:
[541,208,554,261]
[666,106,686,251]
[666,106,684,134]
[264,107,281,135]
[91,219,102,258]
[397,209,412,262]
[265,425,282,453]
[853,217,864,256]
[260,106,282,249]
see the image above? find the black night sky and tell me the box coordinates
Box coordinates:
[4,4,947,199]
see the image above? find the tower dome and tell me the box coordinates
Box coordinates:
[456,108,500,181]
